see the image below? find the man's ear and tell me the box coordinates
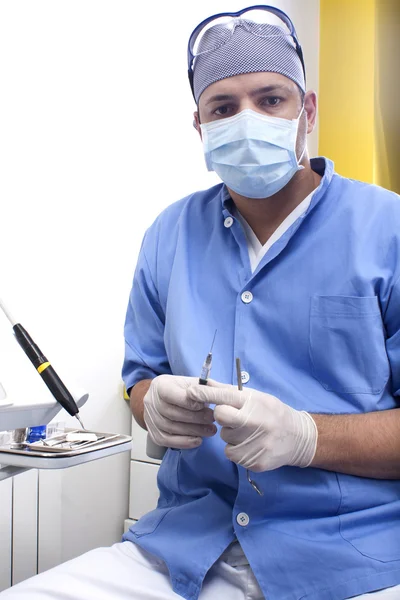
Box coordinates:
[193,111,202,139]
[304,91,317,135]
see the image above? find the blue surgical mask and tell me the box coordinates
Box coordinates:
[200,108,306,199]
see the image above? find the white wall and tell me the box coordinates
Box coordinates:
[0,0,319,573]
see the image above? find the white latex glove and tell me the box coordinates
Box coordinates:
[144,375,217,450]
[187,380,318,472]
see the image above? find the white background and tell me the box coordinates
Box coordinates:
[0,0,319,565]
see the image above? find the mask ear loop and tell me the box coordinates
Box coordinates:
[295,105,307,166]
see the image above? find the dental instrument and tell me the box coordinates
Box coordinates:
[0,297,85,429]
[236,357,263,496]
[199,330,217,385]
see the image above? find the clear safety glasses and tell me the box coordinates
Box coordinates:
[187,5,305,98]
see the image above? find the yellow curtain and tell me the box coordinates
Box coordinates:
[319,0,400,194]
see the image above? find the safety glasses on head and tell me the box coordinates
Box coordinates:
[187,4,305,100]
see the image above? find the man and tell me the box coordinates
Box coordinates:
[123,5,400,600]
[3,5,400,600]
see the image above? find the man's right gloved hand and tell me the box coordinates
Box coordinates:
[144,375,217,450]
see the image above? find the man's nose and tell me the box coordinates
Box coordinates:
[237,100,262,115]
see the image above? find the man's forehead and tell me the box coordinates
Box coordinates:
[200,72,298,103]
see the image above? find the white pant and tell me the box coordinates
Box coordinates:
[0,540,399,600]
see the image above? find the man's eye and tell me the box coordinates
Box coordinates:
[263,97,281,106]
[214,106,230,116]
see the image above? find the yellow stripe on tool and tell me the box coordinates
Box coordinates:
[37,362,51,374]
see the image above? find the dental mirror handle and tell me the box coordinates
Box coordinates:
[146,435,167,460]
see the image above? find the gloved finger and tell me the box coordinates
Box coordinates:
[204,379,237,390]
[224,443,237,463]
[144,408,214,438]
[220,425,248,445]
[187,385,246,409]
[214,404,243,428]
[154,375,201,391]
[156,416,217,438]
[160,403,215,425]
[149,432,203,450]
[156,377,205,411]
[224,442,253,468]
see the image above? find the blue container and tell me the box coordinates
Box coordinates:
[27,425,47,443]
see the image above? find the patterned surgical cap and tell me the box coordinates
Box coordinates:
[193,21,305,103]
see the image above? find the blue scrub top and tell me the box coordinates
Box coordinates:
[123,158,400,600]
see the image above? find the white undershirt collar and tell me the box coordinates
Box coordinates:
[233,191,315,273]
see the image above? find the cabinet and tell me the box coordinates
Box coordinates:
[0,478,12,591]
[12,470,38,584]
[0,470,38,591]
[0,450,129,591]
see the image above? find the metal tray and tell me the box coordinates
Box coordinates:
[0,428,132,469]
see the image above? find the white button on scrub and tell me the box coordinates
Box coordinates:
[236,512,250,527]
[224,217,234,228]
[241,291,253,303]
[241,371,250,384]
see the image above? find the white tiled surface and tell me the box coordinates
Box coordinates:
[124,518,137,533]
[129,460,160,520]
[128,418,162,523]
[131,418,161,465]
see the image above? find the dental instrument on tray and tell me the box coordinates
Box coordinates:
[199,330,217,385]
[236,357,263,497]
[0,297,85,430]
[27,430,104,453]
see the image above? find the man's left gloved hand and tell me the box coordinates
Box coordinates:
[187,380,318,472]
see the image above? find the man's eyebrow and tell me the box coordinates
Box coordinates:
[205,85,293,105]
[205,94,237,105]
[249,84,293,96]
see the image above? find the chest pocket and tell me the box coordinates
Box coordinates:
[309,296,389,394]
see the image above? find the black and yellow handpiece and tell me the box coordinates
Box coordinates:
[13,323,83,424]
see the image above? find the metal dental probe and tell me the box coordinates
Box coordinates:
[0,297,85,429]
[236,357,263,496]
